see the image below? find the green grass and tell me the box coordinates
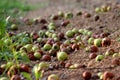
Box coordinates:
[0,0,49,62]
[0,0,33,38]
[0,0,31,11]
[0,19,6,39]
[0,0,32,62]
[0,0,32,18]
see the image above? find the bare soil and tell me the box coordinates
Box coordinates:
[19,0,120,39]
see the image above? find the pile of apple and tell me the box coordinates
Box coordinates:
[0,10,119,80]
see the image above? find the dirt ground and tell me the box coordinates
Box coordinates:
[14,0,120,80]
[25,0,119,18]
[19,0,120,39]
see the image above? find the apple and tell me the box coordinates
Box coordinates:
[34,51,41,59]
[57,52,68,61]
[94,38,102,47]
[66,30,74,38]
[43,44,52,51]
[48,74,59,80]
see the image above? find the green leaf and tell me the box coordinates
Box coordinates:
[0,19,6,39]
[19,53,30,63]
[21,72,32,80]
[32,65,44,80]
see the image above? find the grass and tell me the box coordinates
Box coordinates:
[0,0,49,62]
[0,0,49,18]
[0,0,47,78]
[0,0,49,61]
[0,0,32,18]
[0,0,31,11]
[0,18,6,39]
[0,0,32,36]
[0,0,33,38]
[0,0,32,61]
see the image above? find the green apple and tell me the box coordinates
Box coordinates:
[97,72,103,80]
[96,55,104,61]
[32,45,39,52]
[10,24,18,30]
[94,38,102,47]
[79,29,84,34]
[69,64,79,69]
[57,52,68,61]
[38,30,46,37]
[48,23,56,30]
[76,36,81,41]
[65,12,73,19]
[64,40,71,45]
[34,51,41,59]
[112,53,118,57]
[105,49,114,56]
[52,44,60,51]
[38,62,49,70]
[48,74,59,80]
[87,31,93,36]
[95,7,101,13]
[58,11,64,17]
[0,77,8,80]
[0,64,6,69]
[66,30,74,38]
[72,28,79,34]
[53,37,59,41]
[43,44,52,51]
[24,44,33,52]
[37,38,42,43]
[88,37,94,45]
[83,29,89,35]
[52,33,57,38]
